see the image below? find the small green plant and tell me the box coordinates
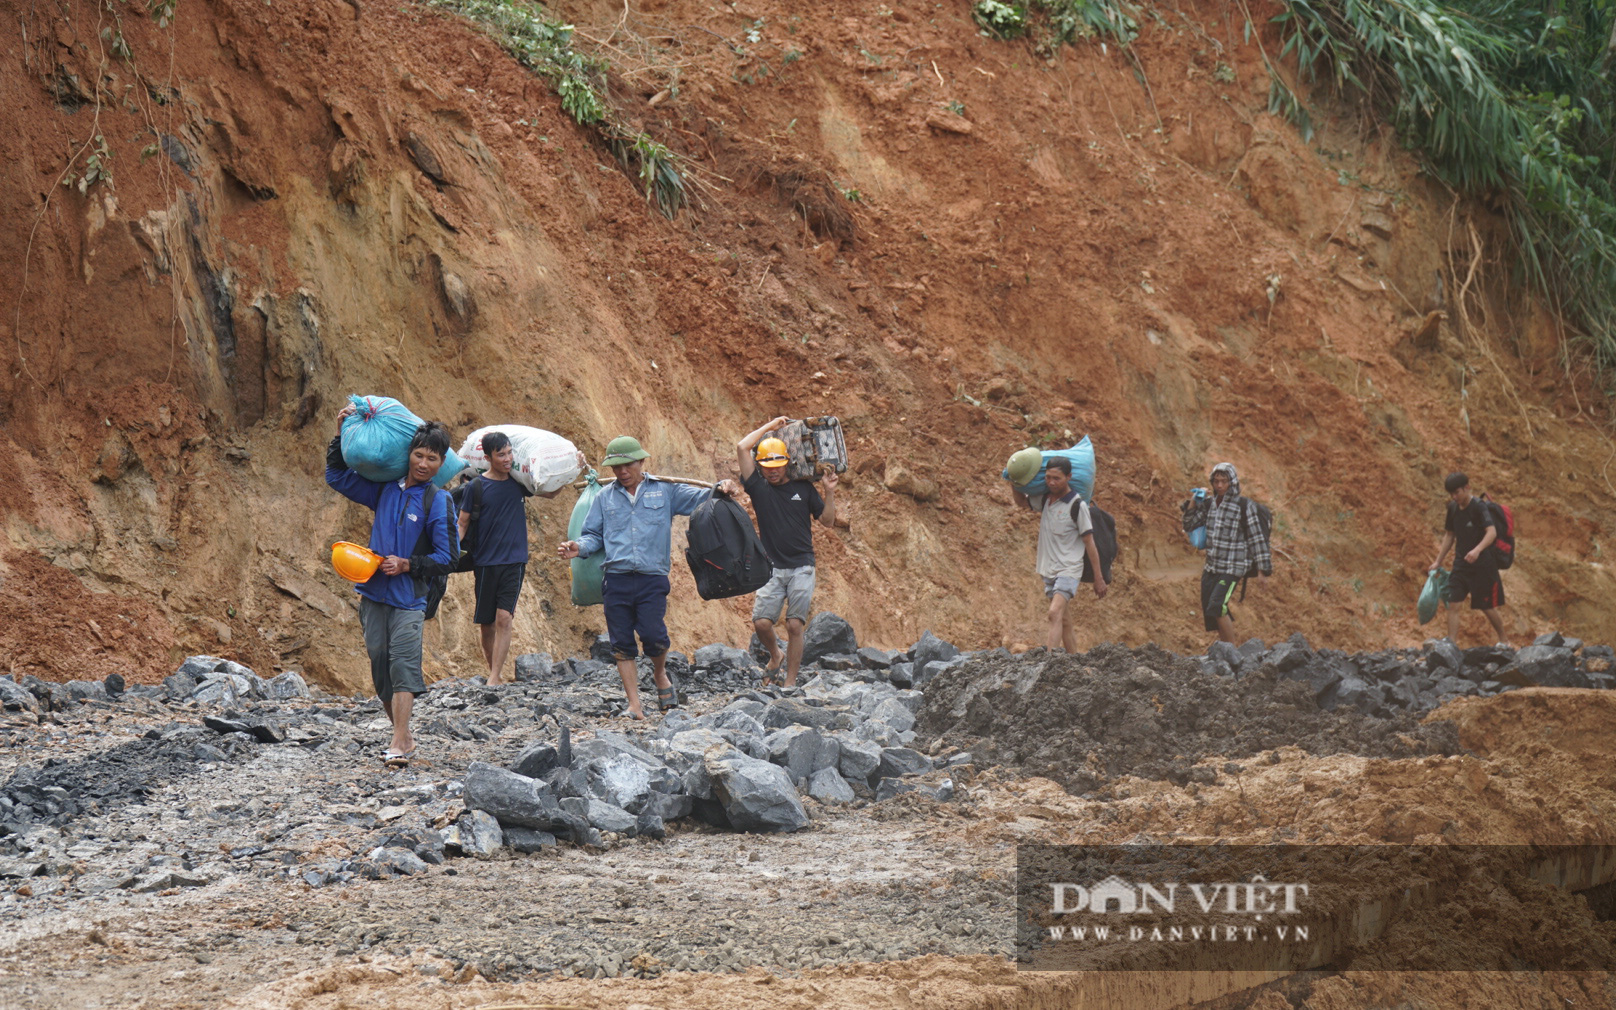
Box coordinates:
[63,135,114,193]
[946,99,966,116]
[1212,60,1235,82]
[148,0,178,27]
[837,183,863,202]
[745,18,764,43]
[782,48,803,64]
[1036,0,1139,46]
[973,0,1027,37]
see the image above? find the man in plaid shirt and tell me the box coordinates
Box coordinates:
[1183,462,1272,644]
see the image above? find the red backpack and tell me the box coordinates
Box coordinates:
[1479,493,1516,569]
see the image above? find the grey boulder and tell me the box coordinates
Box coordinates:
[806,767,855,804]
[447,810,504,859]
[911,630,961,671]
[801,613,858,664]
[836,737,882,782]
[879,747,933,779]
[462,761,565,830]
[704,749,809,832]
[764,726,839,782]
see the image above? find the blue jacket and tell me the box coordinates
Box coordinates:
[575,476,713,575]
[326,440,456,610]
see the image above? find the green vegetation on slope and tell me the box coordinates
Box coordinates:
[1264,0,1615,379]
[426,0,689,217]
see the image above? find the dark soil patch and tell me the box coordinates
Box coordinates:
[916,644,1461,795]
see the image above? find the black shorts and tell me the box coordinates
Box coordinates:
[1200,572,1240,632]
[473,563,526,625]
[1447,563,1504,610]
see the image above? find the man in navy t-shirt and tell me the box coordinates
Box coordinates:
[458,431,578,685]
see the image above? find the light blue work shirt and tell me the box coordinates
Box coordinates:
[575,476,713,575]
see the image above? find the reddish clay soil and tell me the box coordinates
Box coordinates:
[1,0,1613,697]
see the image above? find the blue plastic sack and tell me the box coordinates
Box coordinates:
[1186,487,1209,549]
[568,472,605,607]
[340,394,465,487]
[1418,568,1449,625]
[1002,436,1095,500]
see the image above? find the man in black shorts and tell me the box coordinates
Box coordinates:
[1428,471,1508,646]
[459,431,532,686]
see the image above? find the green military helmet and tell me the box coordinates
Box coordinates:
[1006,447,1043,486]
[602,436,649,466]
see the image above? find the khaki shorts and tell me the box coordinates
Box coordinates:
[752,565,815,624]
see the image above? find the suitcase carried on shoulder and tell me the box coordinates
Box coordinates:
[777,416,849,482]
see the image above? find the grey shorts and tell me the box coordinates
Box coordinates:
[752,565,816,624]
[359,596,427,702]
[1043,575,1081,600]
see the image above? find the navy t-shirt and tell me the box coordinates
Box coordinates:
[465,474,530,566]
[742,469,823,568]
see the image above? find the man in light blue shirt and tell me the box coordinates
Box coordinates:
[558,435,740,719]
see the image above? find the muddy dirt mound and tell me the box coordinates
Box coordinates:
[916,644,1460,794]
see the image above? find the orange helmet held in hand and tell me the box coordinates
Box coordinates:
[331,541,383,583]
[755,437,790,468]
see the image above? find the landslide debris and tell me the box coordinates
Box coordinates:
[915,640,1499,794]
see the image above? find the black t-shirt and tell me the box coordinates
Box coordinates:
[742,469,823,568]
[465,474,530,566]
[1446,498,1494,569]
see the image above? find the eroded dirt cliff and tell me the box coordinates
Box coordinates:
[3,0,1614,692]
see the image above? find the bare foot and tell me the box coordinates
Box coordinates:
[624,708,647,721]
[486,677,505,687]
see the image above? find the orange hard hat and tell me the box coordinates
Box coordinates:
[331,541,383,583]
[755,437,790,468]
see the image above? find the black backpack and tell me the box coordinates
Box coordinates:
[1478,493,1516,569]
[685,497,774,601]
[409,485,460,620]
[1235,496,1274,599]
[449,478,484,574]
[1073,499,1117,585]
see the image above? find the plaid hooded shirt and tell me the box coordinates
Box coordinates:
[1187,462,1273,578]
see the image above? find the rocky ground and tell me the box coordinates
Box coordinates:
[3,617,1615,1009]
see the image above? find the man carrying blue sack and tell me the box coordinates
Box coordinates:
[1182,462,1272,645]
[326,404,457,762]
[557,436,740,720]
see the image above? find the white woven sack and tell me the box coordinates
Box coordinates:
[458,425,582,495]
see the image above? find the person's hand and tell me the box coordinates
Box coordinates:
[557,541,581,559]
[337,402,357,428]
[821,469,839,493]
[575,450,588,470]
[716,478,742,497]
[380,555,409,575]
[1093,578,1108,600]
[1464,548,1481,565]
[768,416,791,431]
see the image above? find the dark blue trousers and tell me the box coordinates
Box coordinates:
[601,571,671,660]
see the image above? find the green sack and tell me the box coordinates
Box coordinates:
[1417,568,1449,625]
[568,471,605,607]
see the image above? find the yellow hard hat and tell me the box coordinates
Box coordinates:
[755,437,790,468]
[331,541,383,583]
[1006,447,1043,486]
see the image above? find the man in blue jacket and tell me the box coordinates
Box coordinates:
[557,435,740,719]
[326,407,457,761]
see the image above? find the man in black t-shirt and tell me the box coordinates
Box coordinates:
[1428,471,1509,646]
[737,417,839,687]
